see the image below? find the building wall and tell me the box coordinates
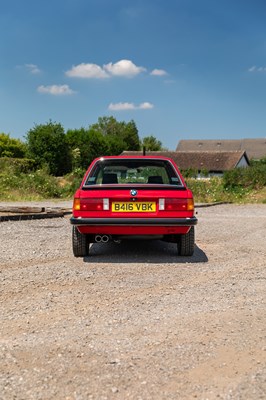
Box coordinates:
[236,156,249,168]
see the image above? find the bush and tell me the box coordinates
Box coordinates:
[186,176,254,203]
[0,133,27,158]
[0,157,37,173]
[59,168,86,197]
[223,164,266,190]
[26,121,71,176]
[0,162,86,200]
[186,177,225,203]
[0,168,63,200]
[181,168,198,178]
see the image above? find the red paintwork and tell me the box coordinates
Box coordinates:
[72,155,195,237]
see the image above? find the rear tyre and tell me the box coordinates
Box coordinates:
[72,226,89,257]
[177,226,195,256]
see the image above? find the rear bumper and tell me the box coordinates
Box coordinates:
[70,216,197,226]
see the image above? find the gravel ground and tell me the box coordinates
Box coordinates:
[0,204,265,400]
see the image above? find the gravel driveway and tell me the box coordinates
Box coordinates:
[0,204,265,400]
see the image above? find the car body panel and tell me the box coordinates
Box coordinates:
[70,156,197,253]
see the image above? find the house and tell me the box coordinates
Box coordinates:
[176,138,266,160]
[122,150,250,177]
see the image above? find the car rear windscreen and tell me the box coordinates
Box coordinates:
[85,159,182,186]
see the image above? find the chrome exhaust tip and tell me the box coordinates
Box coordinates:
[95,234,110,243]
[101,235,110,243]
[95,235,102,243]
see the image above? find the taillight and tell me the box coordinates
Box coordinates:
[77,198,109,211]
[159,198,194,211]
[73,198,81,211]
[187,198,194,211]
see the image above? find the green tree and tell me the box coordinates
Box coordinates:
[90,116,141,152]
[141,135,164,151]
[0,133,27,158]
[66,128,109,169]
[122,120,140,151]
[90,116,121,136]
[66,128,91,170]
[26,121,71,175]
[86,129,109,164]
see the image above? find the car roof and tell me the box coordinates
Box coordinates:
[93,155,175,162]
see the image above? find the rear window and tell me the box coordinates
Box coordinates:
[84,159,183,186]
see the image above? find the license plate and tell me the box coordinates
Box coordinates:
[112,202,156,212]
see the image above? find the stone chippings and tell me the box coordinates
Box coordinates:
[0,204,265,400]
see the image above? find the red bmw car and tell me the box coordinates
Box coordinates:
[70,155,197,257]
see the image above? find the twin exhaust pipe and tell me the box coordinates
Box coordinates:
[95,234,110,243]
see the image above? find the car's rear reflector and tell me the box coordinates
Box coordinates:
[159,198,165,210]
[103,198,109,210]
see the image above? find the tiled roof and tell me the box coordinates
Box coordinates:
[176,139,266,159]
[122,151,250,171]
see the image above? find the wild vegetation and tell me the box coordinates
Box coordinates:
[1,157,265,203]
[182,158,266,203]
[0,117,265,203]
[0,117,163,200]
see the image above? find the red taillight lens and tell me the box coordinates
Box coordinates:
[160,198,194,211]
[79,198,109,211]
[165,199,187,211]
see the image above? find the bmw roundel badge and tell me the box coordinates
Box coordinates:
[130,189,137,196]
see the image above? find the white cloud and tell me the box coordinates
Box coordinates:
[139,102,154,109]
[108,101,154,111]
[26,64,41,74]
[66,59,146,79]
[248,65,266,72]
[66,63,109,78]
[108,102,136,111]
[150,68,167,76]
[16,64,41,74]
[104,59,146,77]
[37,84,75,95]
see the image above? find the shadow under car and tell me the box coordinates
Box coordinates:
[83,240,208,264]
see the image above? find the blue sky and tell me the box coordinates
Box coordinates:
[1,0,266,150]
